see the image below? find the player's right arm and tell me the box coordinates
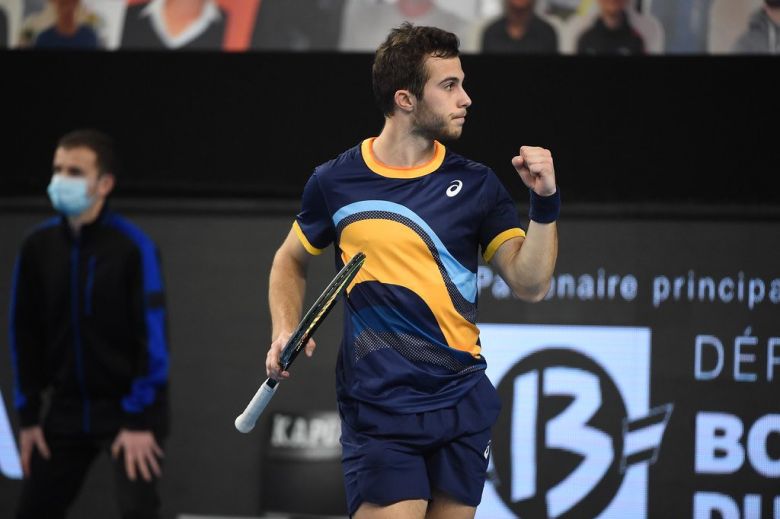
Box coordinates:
[266,228,315,380]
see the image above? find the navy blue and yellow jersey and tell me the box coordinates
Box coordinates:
[295,138,524,413]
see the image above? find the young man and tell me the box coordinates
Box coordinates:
[10,130,169,518]
[265,23,558,519]
[575,0,646,55]
[480,0,559,54]
[33,0,100,49]
[733,0,780,54]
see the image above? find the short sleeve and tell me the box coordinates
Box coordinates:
[294,173,334,255]
[479,171,525,263]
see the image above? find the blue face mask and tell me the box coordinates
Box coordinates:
[47,174,95,216]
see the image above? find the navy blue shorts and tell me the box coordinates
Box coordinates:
[339,374,501,516]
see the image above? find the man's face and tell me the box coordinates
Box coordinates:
[507,0,534,11]
[53,0,80,15]
[52,146,103,198]
[598,0,628,16]
[411,55,472,142]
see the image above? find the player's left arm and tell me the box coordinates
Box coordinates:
[490,145,558,302]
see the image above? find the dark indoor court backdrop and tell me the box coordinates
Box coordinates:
[0,52,777,206]
[0,51,778,518]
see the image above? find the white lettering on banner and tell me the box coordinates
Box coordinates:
[693,492,780,519]
[745,494,763,519]
[651,272,776,309]
[271,414,292,445]
[693,331,780,383]
[734,328,758,382]
[694,335,724,381]
[511,371,537,502]
[270,413,340,449]
[475,266,780,310]
[477,266,493,294]
[0,389,23,480]
[477,324,671,519]
[695,412,745,474]
[695,412,780,477]
[693,492,740,519]
[769,338,780,382]
[747,415,780,478]
[545,270,638,302]
[543,368,613,518]
[492,275,512,299]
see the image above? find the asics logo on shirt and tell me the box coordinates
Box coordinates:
[446,180,463,197]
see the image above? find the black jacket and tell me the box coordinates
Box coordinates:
[577,12,645,55]
[481,15,559,54]
[9,208,169,436]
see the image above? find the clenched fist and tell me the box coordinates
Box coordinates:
[511,146,556,197]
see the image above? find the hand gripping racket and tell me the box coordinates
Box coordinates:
[234,251,366,433]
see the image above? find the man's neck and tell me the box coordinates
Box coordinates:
[372,117,437,169]
[67,199,105,236]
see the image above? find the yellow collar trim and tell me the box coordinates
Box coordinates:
[361,138,446,178]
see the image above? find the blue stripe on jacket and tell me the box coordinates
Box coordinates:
[9,256,27,410]
[104,214,169,415]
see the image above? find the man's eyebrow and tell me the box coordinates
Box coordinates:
[53,165,84,174]
[439,76,462,85]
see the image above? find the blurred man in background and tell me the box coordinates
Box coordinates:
[10,129,169,519]
[251,0,345,51]
[650,0,711,53]
[32,0,99,49]
[16,0,104,48]
[576,0,645,54]
[480,0,558,53]
[733,0,780,54]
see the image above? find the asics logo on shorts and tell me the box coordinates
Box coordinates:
[484,440,491,459]
[446,180,463,197]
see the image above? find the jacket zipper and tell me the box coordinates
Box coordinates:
[70,242,91,433]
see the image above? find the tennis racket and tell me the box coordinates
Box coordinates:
[234,251,366,433]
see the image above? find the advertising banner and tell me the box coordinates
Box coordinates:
[474,218,780,518]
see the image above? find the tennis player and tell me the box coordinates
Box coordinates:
[266,22,559,519]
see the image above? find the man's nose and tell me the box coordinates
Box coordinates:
[460,88,472,108]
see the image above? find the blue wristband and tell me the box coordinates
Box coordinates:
[529,188,560,223]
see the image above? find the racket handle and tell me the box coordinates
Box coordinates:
[235,378,278,433]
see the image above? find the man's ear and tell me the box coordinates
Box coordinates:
[97,173,115,197]
[393,89,416,113]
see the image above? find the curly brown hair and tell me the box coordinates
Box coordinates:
[372,22,460,117]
